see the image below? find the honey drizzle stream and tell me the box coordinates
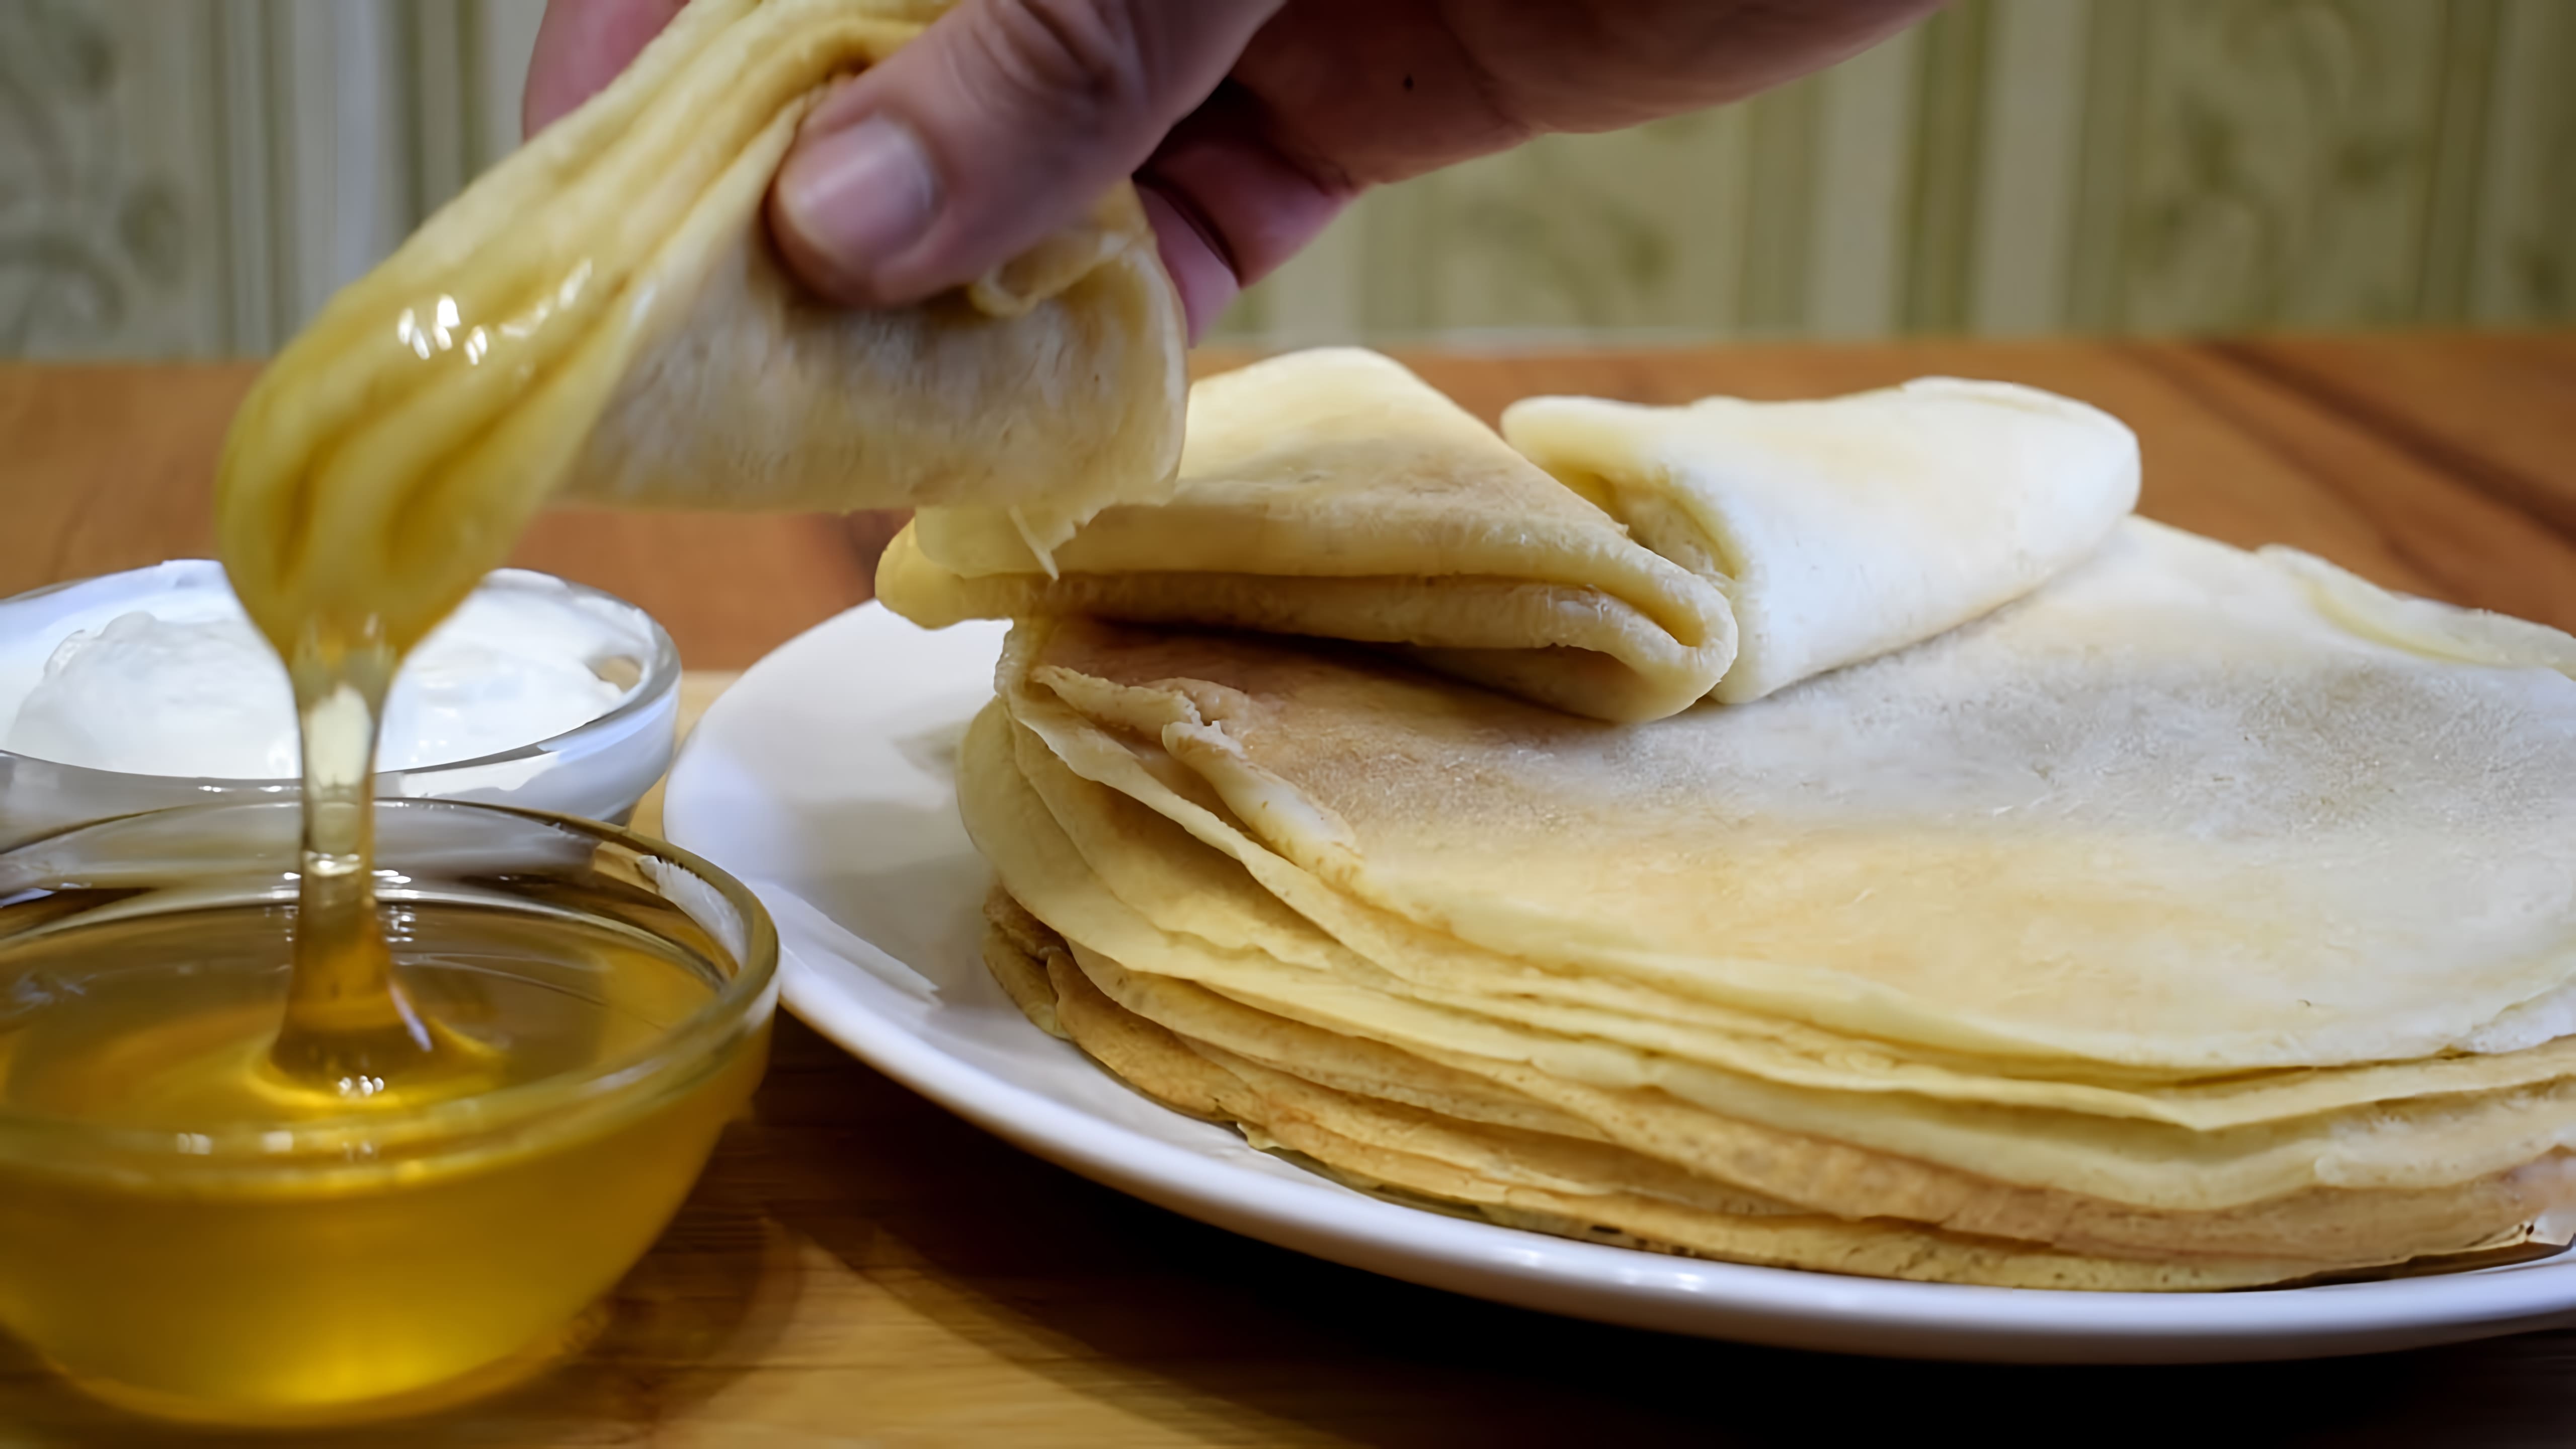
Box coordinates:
[265,639,468,1096]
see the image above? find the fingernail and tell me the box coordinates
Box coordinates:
[776,115,938,271]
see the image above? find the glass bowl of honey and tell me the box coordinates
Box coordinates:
[0,796,777,1427]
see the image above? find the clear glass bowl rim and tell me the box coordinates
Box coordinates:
[0,797,779,1170]
[0,565,682,790]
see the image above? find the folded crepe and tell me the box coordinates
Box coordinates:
[962,519,2576,1285]
[219,0,1182,656]
[881,348,1738,721]
[1501,378,2140,703]
[876,348,2137,721]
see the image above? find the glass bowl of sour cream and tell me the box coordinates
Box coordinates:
[0,562,680,849]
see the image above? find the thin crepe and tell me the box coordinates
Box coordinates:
[982,895,2566,1289]
[993,692,2576,1131]
[962,704,2576,1241]
[219,0,1182,656]
[1502,378,2139,702]
[879,351,2134,721]
[880,348,1736,721]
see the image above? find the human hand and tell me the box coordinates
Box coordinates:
[526,0,1941,338]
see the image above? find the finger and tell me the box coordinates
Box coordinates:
[522,0,686,139]
[1136,82,1351,340]
[1137,190,1234,344]
[769,0,1280,308]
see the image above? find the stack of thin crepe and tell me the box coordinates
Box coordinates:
[892,350,2576,1289]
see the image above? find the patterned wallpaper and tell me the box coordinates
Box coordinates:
[0,0,539,358]
[3,0,2569,359]
[1225,0,2576,345]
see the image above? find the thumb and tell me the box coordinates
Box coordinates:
[769,0,1279,311]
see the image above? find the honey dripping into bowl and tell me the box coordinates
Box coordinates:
[0,448,762,1422]
[262,631,495,1103]
[211,271,596,1105]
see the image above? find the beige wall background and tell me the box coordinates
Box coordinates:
[4,0,2571,361]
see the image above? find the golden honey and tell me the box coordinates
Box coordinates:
[18,7,797,1407]
[0,802,774,1424]
[0,88,777,1414]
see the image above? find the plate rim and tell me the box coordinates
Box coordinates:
[666,602,2576,1363]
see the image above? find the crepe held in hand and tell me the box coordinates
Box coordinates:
[875,349,2136,721]
[218,0,1183,656]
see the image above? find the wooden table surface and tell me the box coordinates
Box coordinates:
[4,334,2575,1446]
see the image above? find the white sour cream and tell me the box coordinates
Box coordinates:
[0,562,653,779]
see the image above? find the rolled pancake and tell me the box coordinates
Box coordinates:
[219,0,1182,655]
[995,521,2576,1073]
[879,349,1736,722]
[982,896,2562,1289]
[1502,379,2138,702]
[878,350,2134,722]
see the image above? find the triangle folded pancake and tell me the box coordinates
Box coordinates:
[879,348,1737,722]
[879,350,2137,721]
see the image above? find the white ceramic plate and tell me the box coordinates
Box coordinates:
[665,603,2576,1364]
